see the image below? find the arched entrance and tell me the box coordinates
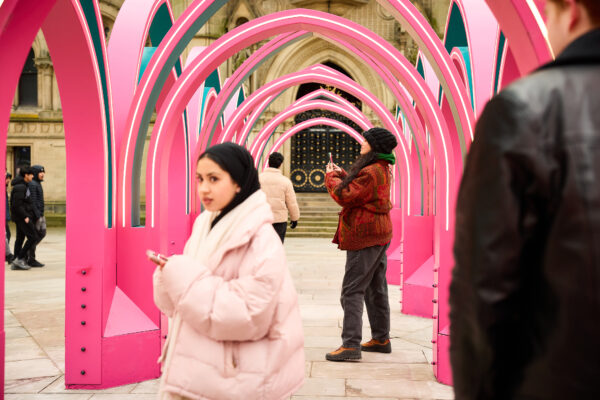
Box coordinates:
[291,62,362,192]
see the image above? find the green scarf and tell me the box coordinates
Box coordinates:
[376,152,396,165]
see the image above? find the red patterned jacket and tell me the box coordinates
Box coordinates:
[325,160,393,250]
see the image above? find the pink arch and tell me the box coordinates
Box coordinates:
[484,0,552,74]
[205,64,412,214]
[264,117,363,168]
[444,0,499,117]
[0,0,59,391]
[204,32,429,166]
[377,0,475,147]
[202,31,311,143]
[249,99,371,160]
[107,0,172,147]
[122,8,459,234]
[249,98,371,158]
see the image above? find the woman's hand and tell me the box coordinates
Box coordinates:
[326,162,341,173]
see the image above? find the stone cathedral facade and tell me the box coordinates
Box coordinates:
[6,0,449,218]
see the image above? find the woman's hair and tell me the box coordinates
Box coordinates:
[334,151,377,197]
[198,143,260,228]
[549,0,600,25]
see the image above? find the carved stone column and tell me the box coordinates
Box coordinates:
[35,57,54,111]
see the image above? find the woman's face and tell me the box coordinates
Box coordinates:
[360,140,372,155]
[196,157,240,212]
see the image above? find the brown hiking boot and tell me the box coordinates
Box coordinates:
[361,339,392,353]
[325,346,361,361]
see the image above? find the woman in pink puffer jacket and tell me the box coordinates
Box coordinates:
[152,143,305,400]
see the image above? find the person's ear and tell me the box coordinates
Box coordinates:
[567,0,582,31]
[235,185,241,193]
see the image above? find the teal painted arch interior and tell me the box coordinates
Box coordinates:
[454,46,474,109]
[80,0,114,227]
[494,32,506,94]
[444,3,468,53]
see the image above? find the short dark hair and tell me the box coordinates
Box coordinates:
[549,0,600,25]
[268,152,284,168]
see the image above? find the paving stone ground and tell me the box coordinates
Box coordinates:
[4,227,453,399]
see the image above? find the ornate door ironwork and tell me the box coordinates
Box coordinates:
[290,109,361,192]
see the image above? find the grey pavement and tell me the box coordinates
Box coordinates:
[4,227,453,399]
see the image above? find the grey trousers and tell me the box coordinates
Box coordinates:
[341,243,391,348]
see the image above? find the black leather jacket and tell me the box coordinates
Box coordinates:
[450,29,600,400]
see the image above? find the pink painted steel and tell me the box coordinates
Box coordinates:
[266,117,363,165]
[107,0,171,149]
[122,8,457,236]
[484,0,552,74]
[378,0,475,148]
[208,64,412,213]
[498,38,521,91]
[446,0,499,117]
[249,99,371,159]
[0,0,59,392]
[202,31,311,142]
[41,0,116,385]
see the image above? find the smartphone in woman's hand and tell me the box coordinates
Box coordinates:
[328,152,333,164]
[146,249,168,267]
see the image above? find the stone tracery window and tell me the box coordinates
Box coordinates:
[18,49,38,107]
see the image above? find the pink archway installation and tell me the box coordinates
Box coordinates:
[0,0,554,390]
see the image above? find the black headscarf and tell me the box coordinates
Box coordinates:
[199,142,261,229]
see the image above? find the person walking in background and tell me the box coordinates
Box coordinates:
[450,1,600,399]
[10,167,40,270]
[5,172,14,263]
[324,127,397,361]
[27,165,46,267]
[151,143,304,399]
[259,152,300,243]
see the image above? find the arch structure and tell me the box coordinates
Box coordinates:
[0,0,554,391]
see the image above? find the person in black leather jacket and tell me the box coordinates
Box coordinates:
[450,1,600,399]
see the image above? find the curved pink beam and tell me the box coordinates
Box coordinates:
[237,66,375,148]
[449,48,471,101]
[249,99,371,159]
[377,0,475,149]
[228,65,400,153]
[446,0,499,117]
[0,0,58,390]
[484,0,552,74]
[107,0,171,147]
[208,30,430,174]
[295,88,372,126]
[202,31,311,142]
[215,64,412,213]
[209,31,428,165]
[263,117,362,168]
[133,9,456,230]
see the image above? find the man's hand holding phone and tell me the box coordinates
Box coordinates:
[146,249,169,269]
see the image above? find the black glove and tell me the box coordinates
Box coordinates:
[290,220,298,229]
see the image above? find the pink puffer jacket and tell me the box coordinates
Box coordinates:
[153,200,305,400]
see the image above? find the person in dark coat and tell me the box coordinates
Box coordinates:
[450,1,600,399]
[27,165,46,267]
[5,172,13,263]
[10,167,40,270]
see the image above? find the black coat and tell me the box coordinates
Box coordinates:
[29,179,44,219]
[450,29,600,400]
[10,176,35,222]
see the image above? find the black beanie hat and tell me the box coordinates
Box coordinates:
[199,142,261,228]
[363,127,398,154]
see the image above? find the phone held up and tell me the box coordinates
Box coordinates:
[328,152,333,164]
